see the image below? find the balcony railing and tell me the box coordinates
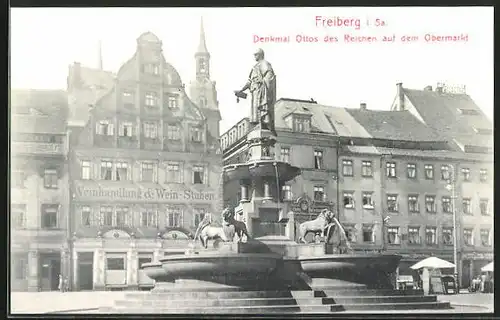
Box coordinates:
[11,142,65,156]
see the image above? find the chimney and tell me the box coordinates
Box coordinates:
[424,85,433,91]
[71,62,82,89]
[360,102,367,110]
[396,82,405,110]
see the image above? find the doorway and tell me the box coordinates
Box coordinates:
[39,252,61,291]
[77,252,94,291]
[461,260,471,288]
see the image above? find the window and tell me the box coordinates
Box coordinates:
[145,92,158,107]
[166,162,182,183]
[463,229,473,246]
[12,171,25,188]
[143,63,159,75]
[386,162,396,178]
[281,147,290,162]
[361,160,373,177]
[343,192,355,209]
[199,60,207,73]
[387,227,400,245]
[43,169,58,189]
[141,162,156,182]
[119,122,133,137]
[282,185,292,200]
[344,225,357,243]
[424,164,434,179]
[167,124,180,140]
[362,192,374,209]
[166,207,182,227]
[81,206,91,226]
[100,161,113,180]
[192,165,205,184]
[480,229,491,246]
[116,207,130,227]
[408,227,421,244]
[425,195,437,213]
[480,199,489,215]
[441,165,451,180]
[479,169,488,182]
[106,257,125,270]
[96,120,114,136]
[122,90,134,101]
[442,197,452,213]
[13,255,27,280]
[362,225,374,243]
[116,162,128,181]
[41,204,58,229]
[408,195,419,213]
[167,96,178,109]
[141,210,157,227]
[138,255,152,270]
[81,160,91,180]
[425,227,437,245]
[342,160,353,177]
[314,150,323,169]
[407,163,417,179]
[101,206,113,226]
[313,186,325,201]
[11,204,26,229]
[442,227,453,245]
[461,168,470,181]
[294,117,310,132]
[199,97,207,107]
[143,122,158,139]
[193,208,207,227]
[462,198,472,215]
[387,194,398,212]
[191,127,203,142]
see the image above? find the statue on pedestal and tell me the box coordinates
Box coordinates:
[222,207,250,243]
[235,48,277,136]
[297,209,336,244]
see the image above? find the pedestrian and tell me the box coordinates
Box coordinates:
[64,277,69,292]
[480,273,487,292]
[58,274,63,293]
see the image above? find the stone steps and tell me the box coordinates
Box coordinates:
[337,301,451,311]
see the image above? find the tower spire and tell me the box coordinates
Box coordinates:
[98,40,103,70]
[197,17,209,55]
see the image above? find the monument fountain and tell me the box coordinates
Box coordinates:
[99,49,451,314]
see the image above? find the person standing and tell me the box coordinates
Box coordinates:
[58,274,63,293]
[480,273,487,292]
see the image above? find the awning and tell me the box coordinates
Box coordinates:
[481,262,493,272]
[410,257,455,270]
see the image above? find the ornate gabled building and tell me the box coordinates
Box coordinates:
[10,89,70,292]
[66,27,222,291]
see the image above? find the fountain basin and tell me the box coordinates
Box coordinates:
[144,252,281,281]
[296,254,401,274]
[223,160,301,182]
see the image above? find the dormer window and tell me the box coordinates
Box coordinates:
[293,116,311,132]
[458,108,479,115]
[199,96,207,108]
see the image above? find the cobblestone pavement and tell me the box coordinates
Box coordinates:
[10,291,494,314]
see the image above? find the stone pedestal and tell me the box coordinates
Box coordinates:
[246,128,276,162]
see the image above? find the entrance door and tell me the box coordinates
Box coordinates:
[39,253,61,291]
[462,260,471,288]
[77,252,94,291]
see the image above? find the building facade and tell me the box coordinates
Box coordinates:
[390,82,494,286]
[66,28,222,290]
[222,87,493,288]
[10,90,70,291]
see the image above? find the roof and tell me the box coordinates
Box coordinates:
[137,31,161,43]
[403,88,493,149]
[274,99,372,138]
[10,90,68,134]
[346,109,446,142]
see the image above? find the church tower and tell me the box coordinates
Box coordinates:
[189,17,221,139]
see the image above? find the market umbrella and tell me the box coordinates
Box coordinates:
[481,262,493,272]
[410,257,455,270]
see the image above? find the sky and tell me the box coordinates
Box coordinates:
[10,7,494,133]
